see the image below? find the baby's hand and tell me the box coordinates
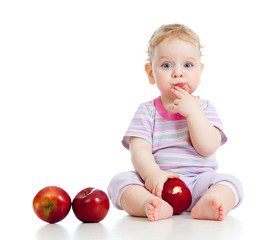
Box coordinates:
[171,86,201,118]
[144,169,179,198]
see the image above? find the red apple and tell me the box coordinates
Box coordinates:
[162,178,192,214]
[72,187,109,223]
[33,186,71,223]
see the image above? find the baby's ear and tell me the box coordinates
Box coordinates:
[200,63,204,72]
[145,63,155,85]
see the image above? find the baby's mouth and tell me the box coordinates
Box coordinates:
[175,83,186,88]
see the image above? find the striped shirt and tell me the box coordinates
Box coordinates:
[122,96,227,176]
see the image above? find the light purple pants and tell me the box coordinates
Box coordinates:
[107,171,243,211]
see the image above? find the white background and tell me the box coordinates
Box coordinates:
[1,0,276,239]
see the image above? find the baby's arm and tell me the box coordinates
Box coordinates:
[186,107,221,156]
[171,86,221,156]
[129,137,179,198]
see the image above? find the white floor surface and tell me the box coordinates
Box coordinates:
[2,198,274,240]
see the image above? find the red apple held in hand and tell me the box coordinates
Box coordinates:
[162,178,192,214]
[72,187,110,223]
[33,186,71,223]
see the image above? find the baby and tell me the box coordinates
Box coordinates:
[108,24,243,221]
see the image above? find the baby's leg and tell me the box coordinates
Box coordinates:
[191,184,235,221]
[120,185,173,221]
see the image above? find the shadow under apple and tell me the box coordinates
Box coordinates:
[74,222,109,240]
[35,224,69,240]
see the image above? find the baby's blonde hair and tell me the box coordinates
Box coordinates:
[147,24,202,63]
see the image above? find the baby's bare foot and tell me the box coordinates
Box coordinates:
[145,197,173,222]
[191,196,225,221]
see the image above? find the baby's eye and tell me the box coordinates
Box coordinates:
[184,63,193,68]
[162,63,172,69]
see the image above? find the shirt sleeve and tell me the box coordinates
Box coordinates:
[122,102,154,150]
[200,100,227,146]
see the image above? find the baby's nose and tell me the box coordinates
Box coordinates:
[172,68,184,78]
[173,73,183,78]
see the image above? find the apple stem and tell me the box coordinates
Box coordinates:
[48,202,55,210]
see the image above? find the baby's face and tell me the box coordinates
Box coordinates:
[149,37,203,100]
